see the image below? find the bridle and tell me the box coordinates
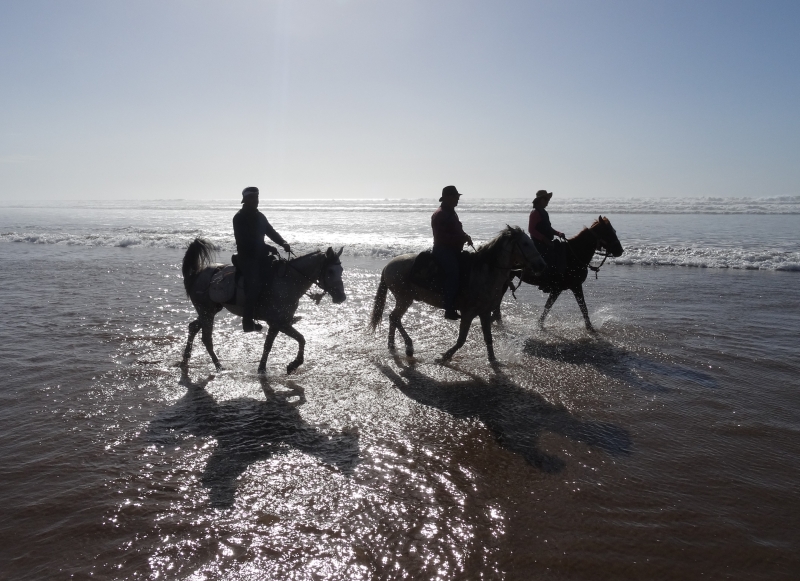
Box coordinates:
[565,227,614,279]
[284,250,341,303]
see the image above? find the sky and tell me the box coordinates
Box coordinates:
[1,0,799,201]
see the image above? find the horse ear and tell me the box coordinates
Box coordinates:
[337,247,343,258]
[325,247,334,258]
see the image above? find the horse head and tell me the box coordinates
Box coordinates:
[321,247,346,304]
[591,216,624,257]
[507,226,547,273]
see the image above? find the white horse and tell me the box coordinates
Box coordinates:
[180,238,345,374]
[370,226,546,363]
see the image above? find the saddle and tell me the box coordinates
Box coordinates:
[209,253,287,305]
[408,250,472,293]
[522,241,574,292]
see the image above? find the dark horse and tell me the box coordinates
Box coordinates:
[180,238,346,374]
[495,216,623,332]
[370,226,546,363]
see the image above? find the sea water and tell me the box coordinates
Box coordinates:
[0,198,798,579]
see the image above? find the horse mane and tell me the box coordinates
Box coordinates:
[472,225,521,267]
[572,217,609,240]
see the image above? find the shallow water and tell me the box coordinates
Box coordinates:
[1,204,799,579]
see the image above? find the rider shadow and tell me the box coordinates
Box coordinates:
[522,336,718,393]
[376,360,631,473]
[146,371,360,508]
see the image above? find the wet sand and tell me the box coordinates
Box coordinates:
[1,245,799,579]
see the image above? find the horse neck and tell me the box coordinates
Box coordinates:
[286,253,325,292]
[569,229,598,264]
[475,236,515,286]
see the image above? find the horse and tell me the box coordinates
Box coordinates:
[495,216,623,332]
[180,238,345,374]
[369,226,546,363]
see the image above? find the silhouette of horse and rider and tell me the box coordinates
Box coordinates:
[180,185,623,373]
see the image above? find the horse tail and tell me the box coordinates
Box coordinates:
[369,273,388,332]
[182,238,216,296]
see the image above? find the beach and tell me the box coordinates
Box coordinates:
[1,199,799,579]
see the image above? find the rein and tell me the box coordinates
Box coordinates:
[564,229,612,279]
[284,251,338,303]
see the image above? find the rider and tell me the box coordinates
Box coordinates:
[431,185,473,320]
[528,189,566,274]
[233,186,291,332]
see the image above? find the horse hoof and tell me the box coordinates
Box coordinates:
[214,363,223,371]
[257,366,267,375]
[388,345,396,352]
[405,348,414,357]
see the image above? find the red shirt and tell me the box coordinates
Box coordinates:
[431,206,469,251]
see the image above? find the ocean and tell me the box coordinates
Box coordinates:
[1,197,798,580]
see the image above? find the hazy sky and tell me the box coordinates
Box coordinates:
[1,0,798,201]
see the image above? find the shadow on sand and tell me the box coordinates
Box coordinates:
[377,360,631,473]
[146,371,360,508]
[522,335,718,393]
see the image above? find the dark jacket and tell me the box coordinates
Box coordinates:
[431,206,469,251]
[528,208,558,243]
[233,206,286,257]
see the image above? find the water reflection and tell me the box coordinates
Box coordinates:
[147,371,360,507]
[377,361,631,473]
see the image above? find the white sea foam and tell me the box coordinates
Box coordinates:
[2,197,798,271]
[3,228,798,271]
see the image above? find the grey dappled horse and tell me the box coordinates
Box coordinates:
[496,216,623,332]
[370,226,546,363]
[181,238,345,374]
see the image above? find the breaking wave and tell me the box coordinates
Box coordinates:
[2,229,798,271]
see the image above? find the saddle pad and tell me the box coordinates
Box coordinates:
[408,250,472,293]
[209,265,237,304]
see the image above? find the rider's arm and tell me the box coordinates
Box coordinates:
[261,214,287,247]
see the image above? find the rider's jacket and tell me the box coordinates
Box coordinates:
[233,206,286,257]
[528,208,558,243]
[431,206,469,251]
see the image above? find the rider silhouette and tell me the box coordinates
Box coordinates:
[233,187,291,332]
[431,185,473,320]
[528,189,566,274]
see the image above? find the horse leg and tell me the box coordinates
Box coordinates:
[257,326,280,374]
[490,282,508,323]
[199,313,222,371]
[181,319,202,369]
[389,297,414,356]
[440,315,474,362]
[479,312,496,362]
[571,286,595,332]
[539,289,562,329]
[281,325,306,374]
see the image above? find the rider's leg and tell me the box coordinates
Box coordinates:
[240,256,261,332]
[432,245,460,319]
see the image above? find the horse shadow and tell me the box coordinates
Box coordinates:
[146,372,360,508]
[522,336,718,393]
[376,361,631,473]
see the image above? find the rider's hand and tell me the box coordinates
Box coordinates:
[282,243,291,253]
[466,235,474,247]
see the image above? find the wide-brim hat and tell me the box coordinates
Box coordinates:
[241,186,259,203]
[439,185,461,202]
[534,189,553,202]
